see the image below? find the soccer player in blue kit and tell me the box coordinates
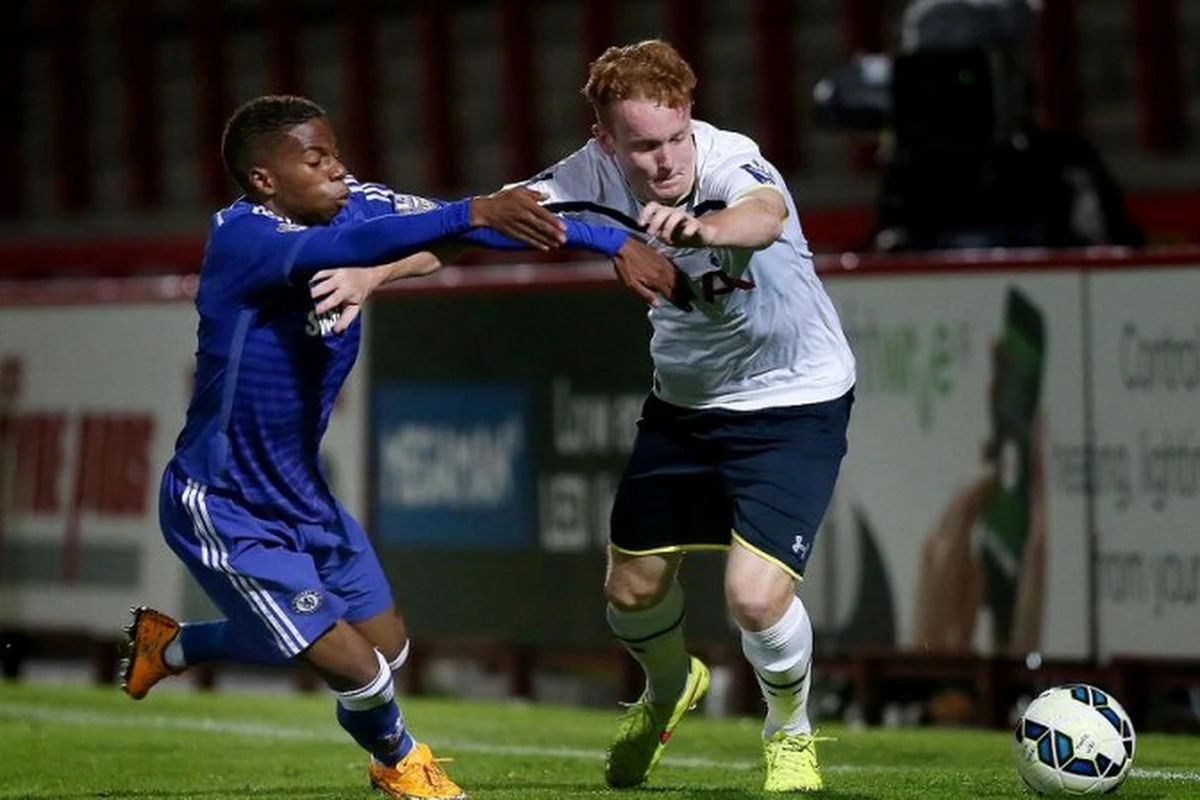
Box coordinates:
[118,94,680,800]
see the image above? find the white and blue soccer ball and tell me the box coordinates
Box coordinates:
[1012,684,1136,795]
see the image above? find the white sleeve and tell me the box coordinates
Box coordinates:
[510,147,600,204]
[702,151,788,206]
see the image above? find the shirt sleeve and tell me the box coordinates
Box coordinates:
[512,148,597,204]
[346,177,444,219]
[209,201,473,300]
[461,218,629,257]
[330,180,630,258]
[702,151,789,207]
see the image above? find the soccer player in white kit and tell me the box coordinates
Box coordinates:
[307,38,856,794]
[520,40,856,792]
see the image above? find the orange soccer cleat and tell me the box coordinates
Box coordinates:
[368,742,467,799]
[119,606,184,700]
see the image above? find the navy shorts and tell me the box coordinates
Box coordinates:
[159,464,394,662]
[610,389,853,578]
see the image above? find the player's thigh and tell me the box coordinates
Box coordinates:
[349,609,407,663]
[301,619,383,690]
[721,391,853,579]
[610,399,732,555]
[159,470,346,661]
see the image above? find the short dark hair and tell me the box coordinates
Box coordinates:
[220,95,327,193]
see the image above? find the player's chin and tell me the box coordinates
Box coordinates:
[649,177,685,202]
[317,198,346,222]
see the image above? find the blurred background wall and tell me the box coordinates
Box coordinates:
[0,0,1197,263]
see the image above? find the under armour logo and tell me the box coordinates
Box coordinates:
[791,535,809,558]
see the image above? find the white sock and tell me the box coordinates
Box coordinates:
[336,650,396,709]
[606,579,690,705]
[163,638,186,670]
[384,640,410,673]
[740,595,813,737]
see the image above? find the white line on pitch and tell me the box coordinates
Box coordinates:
[0,703,1195,782]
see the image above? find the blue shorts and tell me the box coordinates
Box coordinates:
[610,390,853,578]
[159,463,393,662]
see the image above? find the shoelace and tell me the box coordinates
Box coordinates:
[770,730,838,759]
[420,756,458,791]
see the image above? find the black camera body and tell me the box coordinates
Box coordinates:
[814,0,1143,252]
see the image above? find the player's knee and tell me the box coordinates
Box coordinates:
[726,581,791,630]
[604,572,667,611]
[605,552,676,611]
[304,622,387,688]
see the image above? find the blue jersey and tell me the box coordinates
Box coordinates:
[170,177,450,523]
[169,176,631,523]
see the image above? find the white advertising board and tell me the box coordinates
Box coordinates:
[1088,268,1200,658]
[820,272,1091,658]
[0,283,365,633]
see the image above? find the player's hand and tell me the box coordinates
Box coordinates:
[309,268,379,333]
[469,187,567,251]
[638,201,714,248]
[612,238,693,310]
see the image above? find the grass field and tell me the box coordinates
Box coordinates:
[1,682,1198,798]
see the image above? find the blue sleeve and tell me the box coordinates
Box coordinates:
[207,201,474,300]
[460,218,630,257]
[284,199,473,275]
[343,175,444,220]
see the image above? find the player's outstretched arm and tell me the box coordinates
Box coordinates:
[287,188,565,277]
[462,218,690,308]
[640,188,786,249]
[287,199,475,274]
[469,186,566,250]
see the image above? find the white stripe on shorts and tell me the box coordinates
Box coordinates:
[181,480,309,656]
[190,485,309,651]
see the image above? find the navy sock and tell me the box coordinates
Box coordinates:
[335,701,414,766]
[178,621,228,665]
[178,620,293,668]
[335,650,414,766]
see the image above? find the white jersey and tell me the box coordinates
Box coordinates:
[524,120,856,411]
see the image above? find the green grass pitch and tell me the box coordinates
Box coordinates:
[1,681,1197,798]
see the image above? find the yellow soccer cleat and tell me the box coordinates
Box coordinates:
[119,606,184,700]
[604,656,710,788]
[368,743,467,799]
[762,730,824,793]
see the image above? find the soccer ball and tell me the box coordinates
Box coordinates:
[1012,684,1136,795]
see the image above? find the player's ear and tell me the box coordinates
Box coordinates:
[593,122,615,156]
[248,166,275,198]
